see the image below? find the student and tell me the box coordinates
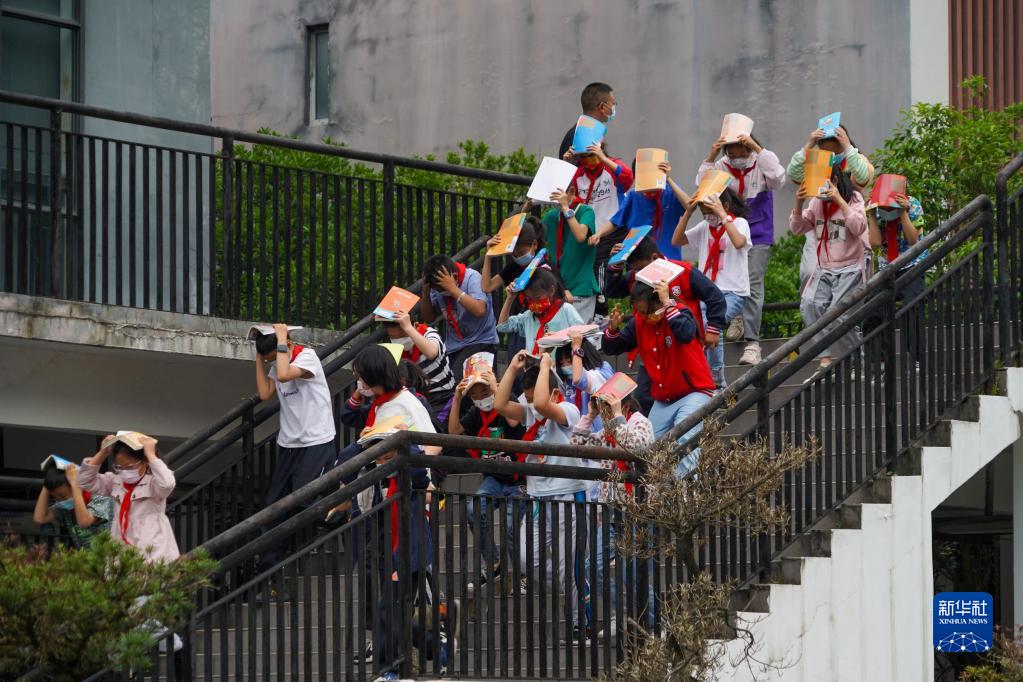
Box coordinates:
[554,330,615,413]
[697,131,786,365]
[787,124,875,287]
[253,324,336,511]
[601,281,716,475]
[541,189,601,322]
[381,310,455,415]
[78,433,179,563]
[420,254,499,381]
[590,161,690,262]
[496,267,584,354]
[351,344,439,447]
[482,214,545,355]
[494,351,590,632]
[558,82,617,160]
[448,363,525,588]
[673,189,752,388]
[33,462,114,549]
[790,166,868,377]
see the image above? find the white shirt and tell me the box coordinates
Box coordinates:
[685,217,752,296]
[269,347,336,448]
[517,395,587,497]
[375,388,437,434]
[573,170,621,229]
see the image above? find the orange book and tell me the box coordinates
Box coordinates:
[488,213,525,256]
[720,113,754,144]
[801,149,834,198]
[373,286,420,321]
[692,169,731,205]
[593,372,638,402]
[634,148,669,193]
[867,174,907,209]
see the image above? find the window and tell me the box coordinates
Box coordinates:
[309,25,329,124]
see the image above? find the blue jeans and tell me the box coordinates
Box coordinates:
[466,476,525,574]
[648,391,713,477]
[703,291,746,388]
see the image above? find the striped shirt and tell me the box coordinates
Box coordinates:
[409,326,456,399]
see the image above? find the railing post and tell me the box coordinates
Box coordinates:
[883,281,899,463]
[754,373,770,441]
[48,108,63,298]
[996,177,1011,367]
[396,437,414,679]
[221,135,236,317]
[382,160,396,288]
[981,205,995,382]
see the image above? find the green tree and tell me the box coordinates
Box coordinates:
[0,535,216,681]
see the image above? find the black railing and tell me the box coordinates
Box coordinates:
[0,90,529,327]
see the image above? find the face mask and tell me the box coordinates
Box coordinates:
[395,337,414,352]
[878,208,901,222]
[119,469,143,485]
[607,104,616,121]
[55,499,75,511]
[513,251,535,266]
[558,365,574,378]
[727,155,753,169]
[357,379,375,398]
[472,395,495,412]
[527,297,552,315]
[829,151,847,167]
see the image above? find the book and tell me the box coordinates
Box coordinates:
[608,225,653,266]
[720,113,754,144]
[571,115,607,154]
[373,286,420,321]
[510,248,547,292]
[526,158,578,203]
[536,324,601,349]
[817,111,841,138]
[634,258,684,287]
[40,454,72,471]
[633,148,669,193]
[379,343,404,365]
[357,414,414,445]
[593,372,638,402]
[101,430,148,452]
[692,169,732,205]
[801,149,834,197]
[488,213,525,256]
[463,352,495,378]
[867,174,908,210]
[247,324,302,340]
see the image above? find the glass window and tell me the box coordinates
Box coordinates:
[310,26,329,123]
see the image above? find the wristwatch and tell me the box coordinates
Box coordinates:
[562,208,576,220]
[276,344,289,353]
[572,347,585,358]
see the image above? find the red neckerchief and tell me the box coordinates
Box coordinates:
[468,409,501,459]
[724,161,757,196]
[385,477,400,552]
[651,195,664,239]
[885,219,901,263]
[365,391,399,428]
[402,324,430,363]
[816,201,842,265]
[118,480,141,544]
[531,299,565,353]
[516,393,564,461]
[555,195,584,263]
[289,344,304,362]
[702,215,735,282]
[603,417,635,496]
[571,165,601,206]
[442,263,468,339]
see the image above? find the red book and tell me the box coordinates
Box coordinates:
[593,373,638,402]
[868,174,908,210]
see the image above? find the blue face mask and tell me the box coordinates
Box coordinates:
[54,498,75,511]
[513,251,535,266]
[558,365,574,378]
[878,208,901,222]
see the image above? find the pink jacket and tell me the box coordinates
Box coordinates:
[78,458,180,563]
[790,192,867,270]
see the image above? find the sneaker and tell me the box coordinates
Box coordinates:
[597,616,618,638]
[738,342,761,365]
[725,316,745,342]
[373,672,399,682]
[519,577,530,596]
[802,362,831,385]
[466,572,489,599]
[560,625,593,645]
[351,637,373,665]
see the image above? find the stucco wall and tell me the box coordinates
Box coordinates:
[211,0,946,237]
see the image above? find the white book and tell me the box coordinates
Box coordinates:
[526,157,578,203]
[247,324,303,340]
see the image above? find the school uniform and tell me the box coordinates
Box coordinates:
[609,188,687,261]
[497,300,584,355]
[569,161,634,299]
[428,264,499,380]
[541,205,601,322]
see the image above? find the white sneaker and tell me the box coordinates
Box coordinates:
[725,316,745,342]
[738,343,761,365]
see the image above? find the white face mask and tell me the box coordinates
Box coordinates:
[727,155,753,169]
[119,469,143,485]
[356,379,375,398]
[472,396,495,412]
[395,337,415,352]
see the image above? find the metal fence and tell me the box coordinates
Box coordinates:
[0,90,528,328]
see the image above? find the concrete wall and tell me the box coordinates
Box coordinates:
[211,0,949,238]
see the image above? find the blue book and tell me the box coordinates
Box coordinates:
[571,115,606,154]
[40,454,72,471]
[511,248,547,292]
[818,111,841,139]
[608,225,653,266]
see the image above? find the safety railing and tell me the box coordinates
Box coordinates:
[0,90,529,327]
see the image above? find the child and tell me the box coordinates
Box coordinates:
[791,166,868,377]
[541,189,601,322]
[351,344,439,448]
[482,214,545,355]
[448,362,526,589]
[78,433,179,563]
[591,161,690,262]
[601,281,716,475]
[33,462,114,549]
[554,330,615,412]
[420,254,499,382]
[673,189,752,388]
[494,351,590,632]
[496,267,584,354]
[557,81,616,159]
[382,310,455,416]
[697,131,787,364]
